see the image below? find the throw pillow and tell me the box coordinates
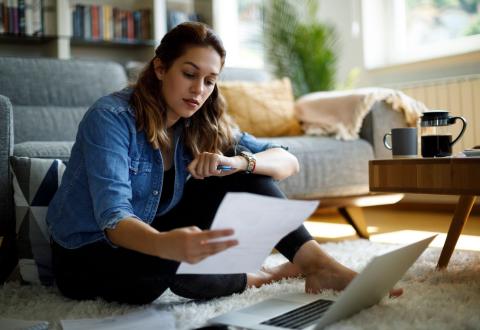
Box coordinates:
[218,78,303,137]
[10,157,66,286]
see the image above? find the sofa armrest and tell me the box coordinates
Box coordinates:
[0,94,13,222]
[0,94,16,283]
[0,94,13,153]
[359,100,410,159]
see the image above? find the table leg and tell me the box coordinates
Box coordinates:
[437,195,476,269]
[338,206,370,239]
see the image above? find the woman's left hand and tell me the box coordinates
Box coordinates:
[188,152,241,179]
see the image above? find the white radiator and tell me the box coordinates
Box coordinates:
[392,75,480,153]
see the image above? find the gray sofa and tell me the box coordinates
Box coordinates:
[0,57,407,283]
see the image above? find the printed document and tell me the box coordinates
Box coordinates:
[177,192,319,274]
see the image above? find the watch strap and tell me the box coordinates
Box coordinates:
[240,151,256,174]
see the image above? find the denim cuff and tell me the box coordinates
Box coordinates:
[266,143,289,151]
[100,210,142,247]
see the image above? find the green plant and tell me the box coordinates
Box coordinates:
[465,16,480,35]
[263,0,338,97]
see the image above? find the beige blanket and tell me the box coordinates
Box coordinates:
[294,88,428,140]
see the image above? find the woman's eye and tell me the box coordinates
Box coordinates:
[206,80,215,86]
[183,72,195,78]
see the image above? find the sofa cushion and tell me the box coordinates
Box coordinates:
[10,156,66,285]
[261,136,374,198]
[218,78,303,137]
[0,58,127,107]
[14,142,73,160]
[13,106,87,143]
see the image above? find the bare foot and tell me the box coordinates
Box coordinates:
[304,261,404,298]
[304,260,357,294]
[247,261,302,288]
[247,258,404,298]
[293,241,403,297]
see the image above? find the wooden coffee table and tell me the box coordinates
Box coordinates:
[369,157,480,269]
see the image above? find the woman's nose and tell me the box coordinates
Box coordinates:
[190,80,204,94]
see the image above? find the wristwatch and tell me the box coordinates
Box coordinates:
[239,151,256,174]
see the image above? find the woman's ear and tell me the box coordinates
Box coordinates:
[153,58,164,80]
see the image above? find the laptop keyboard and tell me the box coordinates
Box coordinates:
[260,299,334,329]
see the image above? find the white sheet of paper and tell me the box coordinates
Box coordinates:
[61,308,175,330]
[177,192,319,274]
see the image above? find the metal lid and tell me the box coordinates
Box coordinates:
[421,110,450,126]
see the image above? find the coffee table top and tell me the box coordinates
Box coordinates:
[369,157,480,195]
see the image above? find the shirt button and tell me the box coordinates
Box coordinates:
[152,190,159,196]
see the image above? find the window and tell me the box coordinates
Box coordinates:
[214,0,264,68]
[406,0,480,46]
[362,0,480,69]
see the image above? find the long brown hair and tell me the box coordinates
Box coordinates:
[130,22,235,156]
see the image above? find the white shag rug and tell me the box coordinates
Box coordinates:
[1,239,480,330]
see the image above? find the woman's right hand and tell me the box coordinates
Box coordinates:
[158,226,238,264]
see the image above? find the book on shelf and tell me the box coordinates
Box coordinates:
[83,4,91,38]
[91,5,98,39]
[98,5,103,39]
[31,0,42,36]
[72,4,151,43]
[10,0,19,35]
[102,4,112,40]
[71,3,82,38]
[1,0,52,37]
[112,7,121,40]
[24,0,32,35]
[18,0,25,34]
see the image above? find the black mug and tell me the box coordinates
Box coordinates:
[383,128,418,158]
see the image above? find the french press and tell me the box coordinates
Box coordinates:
[420,110,467,157]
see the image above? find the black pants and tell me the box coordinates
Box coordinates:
[52,173,313,305]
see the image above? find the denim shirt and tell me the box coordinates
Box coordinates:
[46,88,279,249]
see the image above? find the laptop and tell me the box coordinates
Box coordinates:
[209,235,436,330]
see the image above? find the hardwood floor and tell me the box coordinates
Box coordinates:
[306,204,480,251]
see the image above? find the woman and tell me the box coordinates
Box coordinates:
[46,22,359,305]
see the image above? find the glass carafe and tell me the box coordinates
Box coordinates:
[420,110,467,157]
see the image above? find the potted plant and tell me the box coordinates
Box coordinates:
[263,0,338,97]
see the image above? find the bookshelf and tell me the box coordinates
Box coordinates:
[0,0,215,64]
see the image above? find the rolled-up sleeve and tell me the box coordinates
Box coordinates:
[236,132,288,153]
[79,107,139,231]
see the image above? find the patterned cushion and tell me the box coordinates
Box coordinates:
[218,78,303,137]
[10,157,66,285]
